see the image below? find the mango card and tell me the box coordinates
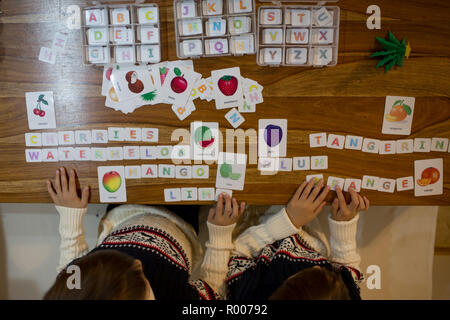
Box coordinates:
[97,166,127,203]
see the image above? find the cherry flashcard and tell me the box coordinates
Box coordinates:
[25,91,56,130]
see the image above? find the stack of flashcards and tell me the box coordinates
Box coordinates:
[257,3,340,66]
[173,0,256,58]
[81,4,161,65]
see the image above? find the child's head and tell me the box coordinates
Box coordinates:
[269,266,350,300]
[44,250,152,300]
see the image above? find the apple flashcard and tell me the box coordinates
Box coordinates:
[161,66,201,106]
[191,121,220,161]
[216,152,247,191]
[414,158,443,197]
[25,92,56,130]
[382,96,415,135]
[97,166,127,203]
[211,67,244,109]
[258,119,287,157]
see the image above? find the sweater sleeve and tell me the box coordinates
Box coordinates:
[328,213,362,280]
[233,207,300,258]
[56,206,89,273]
[198,222,236,298]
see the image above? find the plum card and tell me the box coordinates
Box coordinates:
[191,121,220,160]
[414,158,443,197]
[25,91,56,130]
[110,66,158,102]
[211,67,244,109]
[258,119,287,157]
[216,152,247,191]
[97,166,127,203]
[161,66,201,106]
[382,96,415,135]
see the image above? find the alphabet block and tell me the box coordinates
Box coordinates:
[207,17,226,36]
[141,164,158,178]
[231,35,254,54]
[312,28,334,44]
[293,156,310,171]
[142,128,159,142]
[313,46,333,65]
[182,187,198,201]
[261,48,282,64]
[198,187,215,201]
[91,129,108,144]
[180,1,197,18]
[327,176,345,191]
[313,7,333,26]
[113,27,133,45]
[229,16,250,34]
[140,146,158,159]
[378,178,396,193]
[362,138,380,153]
[58,131,75,145]
[112,8,130,25]
[192,165,209,179]
[91,148,107,161]
[224,108,245,128]
[115,46,135,64]
[88,28,109,45]
[263,28,283,44]
[261,9,282,25]
[430,137,449,152]
[159,164,175,178]
[206,38,229,55]
[290,9,311,26]
[140,26,159,44]
[125,165,141,179]
[309,132,327,147]
[108,127,124,141]
[232,0,252,13]
[25,149,43,162]
[138,7,159,24]
[42,149,59,162]
[396,176,414,191]
[88,46,109,64]
[25,133,42,147]
[42,132,58,146]
[140,45,160,63]
[203,0,223,15]
[85,9,107,26]
[362,175,380,190]
[181,18,203,35]
[344,179,362,192]
[176,165,192,179]
[344,135,363,150]
[164,188,181,202]
[311,155,328,170]
[75,130,92,145]
[182,39,203,56]
[286,48,308,65]
[107,147,123,160]
[327,134,345,149]
[123,146,140,160]
[286,28,309,44]
[379,140,396,155]
[74,147,91,161]
[413,138,431,152]
[58,147,75,161]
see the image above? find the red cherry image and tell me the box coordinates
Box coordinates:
[218,75,238,96]
[33,108,41,115]
[170,67,188,94]
[39,110,46,117]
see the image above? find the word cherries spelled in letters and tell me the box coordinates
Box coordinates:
[174,0,256,58]
[83,4,161,64]
[257,6,339,66]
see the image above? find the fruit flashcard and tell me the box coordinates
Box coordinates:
[216,152,247,191]
[161,66,201,106]
[414,158,443,197]
[25,92,56,130]
[97,166,127,203]
[211,67,244,109]
[258,119,287,157]
[110,66,158,102]
[190,121,220,160]
[382,96,415,135]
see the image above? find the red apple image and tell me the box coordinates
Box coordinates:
[218,75,238,96]
[170,67,188,94]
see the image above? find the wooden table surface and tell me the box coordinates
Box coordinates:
[0,0,448,205]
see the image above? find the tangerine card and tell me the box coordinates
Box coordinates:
[414,158,443,197]
[97,166,127,203]
[382,96,415,135]
[211,67,244,109]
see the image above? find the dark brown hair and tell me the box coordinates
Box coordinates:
[269,266,350,300]
[43,250,148,300]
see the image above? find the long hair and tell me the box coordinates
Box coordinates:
[43,250,148,300]
[269,266,351,300]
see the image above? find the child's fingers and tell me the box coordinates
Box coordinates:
[69,169,76,194]
[313,201,327,215]
[47,180,57,202]
[313,185,329,208]
[332,198,339,215]
[54,170,62,194]
[216,193,224,216]
[238,202,246,216]
[60,167,68,192]
[308,179,324,202]
[300,179,316,200]
[208,207,216,221]
[231,198,239,218]
[357,195,366,210]
[363,196,370,210]
[348,188,360,210]
[224,194,232,216]
[81,186,90,207]
[293,181,308,199]
[335,186,348,210]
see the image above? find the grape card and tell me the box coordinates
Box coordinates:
[414,158,443,197]
[216,152,247,191]
[382,96,415,135]
[97,166,127,203]
[258,119,287,157]
[211,67,244,109]
[161,66,201,106]
[190,121,220,160]
[25,91,56,130]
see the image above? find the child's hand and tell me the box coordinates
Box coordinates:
[286,179,330,228]
[208,193,245,227]
[46,167,90,209]
[331,186,370,222]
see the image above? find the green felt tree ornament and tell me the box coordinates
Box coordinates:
[370,31,411,73]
